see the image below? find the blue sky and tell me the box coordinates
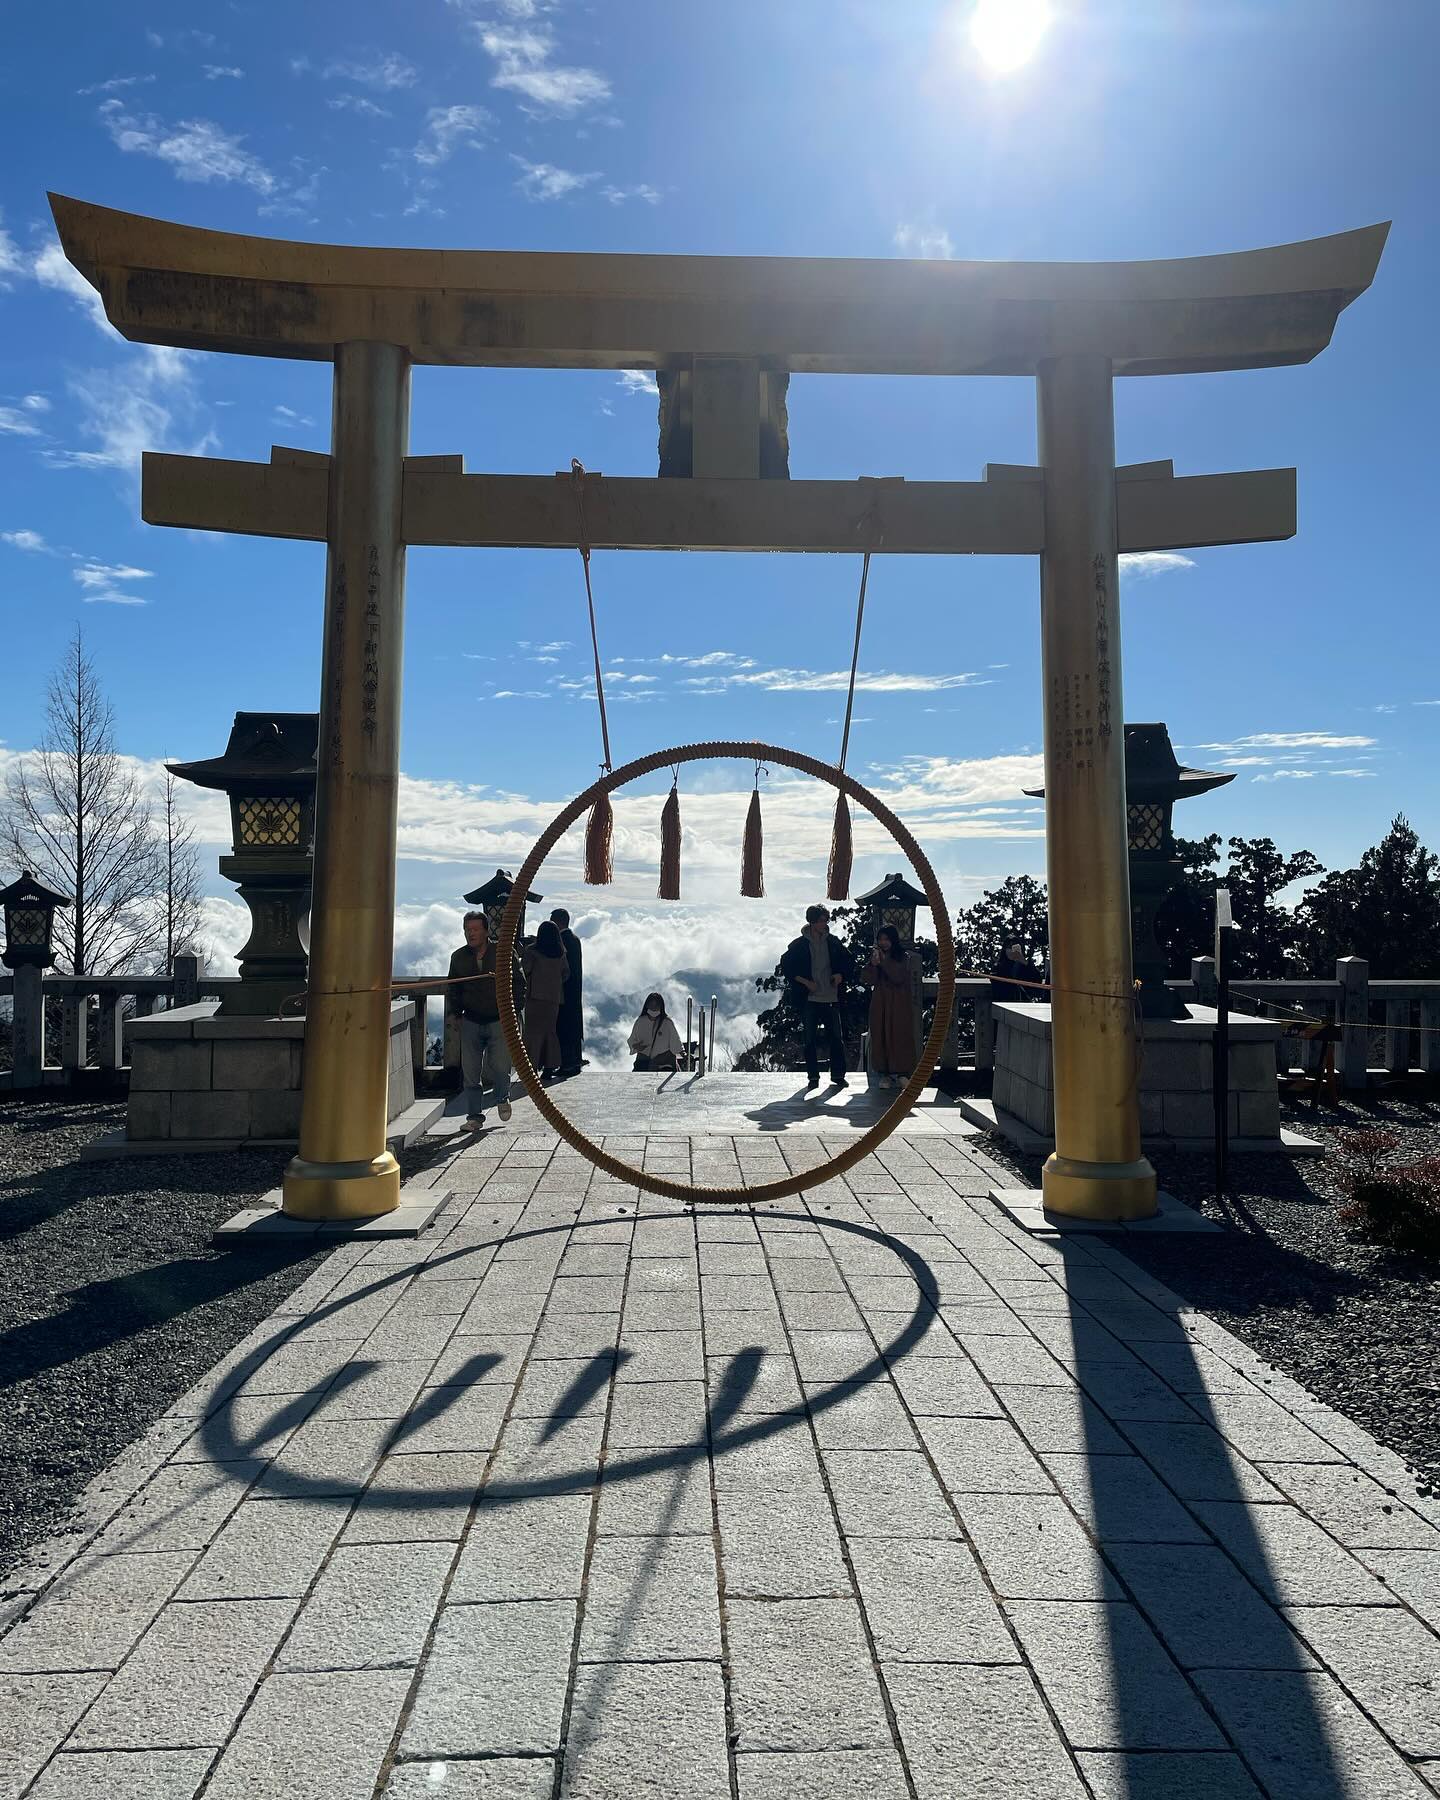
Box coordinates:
[0,1,1435,1051]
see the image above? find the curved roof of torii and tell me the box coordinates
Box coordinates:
[50,194,1387,378]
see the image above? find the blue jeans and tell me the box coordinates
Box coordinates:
[460,1016,511,1115]
[803,1002,847,1082]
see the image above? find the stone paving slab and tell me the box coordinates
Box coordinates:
[6,1122,1440,1796]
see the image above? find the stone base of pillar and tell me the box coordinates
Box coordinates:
[81,998,441,1158]
[957,1002,1323,1157]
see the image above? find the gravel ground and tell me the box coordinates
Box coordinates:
[982,1085,1440,1495]
[0,1096,338,1582]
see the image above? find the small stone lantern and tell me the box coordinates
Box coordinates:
[854,871,928,949]
[169,713,318,1017]
[1,870,72,970]
[464,869,544,942]
[1028,723,1233,1019]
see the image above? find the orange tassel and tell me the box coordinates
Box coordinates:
[740,786,765,898]
[658,781,681,900]
[584,790,613,885]
[826,792,852,901]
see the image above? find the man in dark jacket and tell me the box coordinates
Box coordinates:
[781,903,855,1088]
[446,910,525,1128]
[551,906,585,1078]
[991,939,1035,1003]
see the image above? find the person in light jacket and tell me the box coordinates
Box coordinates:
[628,992,683,1071]
[521,919,569,1080]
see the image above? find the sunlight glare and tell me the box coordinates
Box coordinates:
[969,0,1053,73]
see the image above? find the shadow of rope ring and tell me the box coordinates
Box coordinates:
[495,740,955,1204]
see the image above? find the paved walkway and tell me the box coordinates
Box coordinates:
[5,1104,1440,1798]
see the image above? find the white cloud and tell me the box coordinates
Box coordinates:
[511,155,598,201]
[617,369,659,398]
[1118,551,1196,579]
[1,530,50,552]
[519,639,573,653]
[323,52,418,90]
[73,561,156,606]
[98,100,277,194]
[475,23,611,114]
[44,354,213,479]
[0,214,25,286]
[32,237,114,336]
[680,666,987,694]
[894,223,954,260]
[0,408,42,438]
[409,104,492,167]
[490,689,551,700]
[145,28,215,51]
[21,394,51,413]
[78,74,158,96]
[1328,769,1378,779]
[1253,769,1320,782]
[327,92,390,117]
[202,65,245,80]
[601,183,661,206]
[1195,732,1377,752]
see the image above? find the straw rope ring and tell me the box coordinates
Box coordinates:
[495,741,955,1204]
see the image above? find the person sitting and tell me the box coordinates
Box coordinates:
[862,925,914,1091]
[446,910,525,1129]
[551,906,585,1078]
[521,919,569,1081]
[781,903,855,1089]
[628,992,683,1071]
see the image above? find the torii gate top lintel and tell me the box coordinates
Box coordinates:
[49,193,1387,377]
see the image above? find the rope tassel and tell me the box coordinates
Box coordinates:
[658,779,681,900]
[584,789,614,885]
[827,791,853,901]
[740,779,765,898]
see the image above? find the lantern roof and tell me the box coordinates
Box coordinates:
[1024,723,1234,804]
[0,870,72,909]
[168,712,318,794]
[464,868,544,906]
[854,871,928,908]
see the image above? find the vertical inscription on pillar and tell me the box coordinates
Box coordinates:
[363,543,381,749]
[1093,553,1113,742]
[328,558,348,766]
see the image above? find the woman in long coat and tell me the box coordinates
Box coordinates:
[521,919,570,1080]
[862,925,914,1090]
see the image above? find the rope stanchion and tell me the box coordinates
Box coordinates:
[494,740,956,1205]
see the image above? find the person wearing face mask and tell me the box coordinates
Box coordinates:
[628,991,683,1072]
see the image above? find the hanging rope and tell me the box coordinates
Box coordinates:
[658,763,682,899]
[570,458,614,884]
[741,761,766,898]
[828,537,874,900]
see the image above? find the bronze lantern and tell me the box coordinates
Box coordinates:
[1,871,72,970]
[854,871,928,949]
[169,713,318,1017]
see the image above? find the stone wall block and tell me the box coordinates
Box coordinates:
[127,1091,172,1140]
[1162,1092,1215,1140]
[130,1041,213,1092]
[172,1090,252,1139]
[213,1040,293,1092]
[1238,1090,1280,1138]
[250,1090,303,1138]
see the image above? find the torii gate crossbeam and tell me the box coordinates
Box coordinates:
[50,195,1387,1224]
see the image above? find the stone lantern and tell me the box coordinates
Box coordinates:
[464,869,544,942]
[1,871,71,970]
[1027,723,1232,1019]
[169,713,318,1017]
[854,871,928,949]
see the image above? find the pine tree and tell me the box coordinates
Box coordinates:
[1297,815,1440,976]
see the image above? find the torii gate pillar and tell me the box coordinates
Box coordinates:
[1037,355,1155,1218]
[283,343,411,1219]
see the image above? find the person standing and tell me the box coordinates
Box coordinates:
[863,925,915,1090]
[446,910,525,1130]
[991,939,1034,1003]
[521,919,569,1081]
[782,903,855,1089]
[551,906,585,1077]
[628,992,683,1071]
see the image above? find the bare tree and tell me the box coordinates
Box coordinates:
[157,766,204,972]
[2,628,166,974]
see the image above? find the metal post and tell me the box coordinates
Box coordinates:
[1214,892,1232,1197]
[709,995,718,1072]
[1036,354,1156,1220]
[284,341,410,1220]
[685,997,693,1071]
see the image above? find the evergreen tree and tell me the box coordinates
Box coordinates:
[1155,833,1222,975]
[1219,835,1324,978]
[1297,815,1440,976]
[953,874,1049,977]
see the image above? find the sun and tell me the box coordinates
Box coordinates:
[969,0,1053,73]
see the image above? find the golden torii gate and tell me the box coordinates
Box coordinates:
[50,195,1386,1224]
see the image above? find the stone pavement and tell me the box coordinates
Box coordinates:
[6,1109,1440,1798]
